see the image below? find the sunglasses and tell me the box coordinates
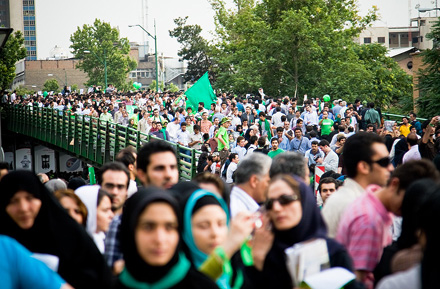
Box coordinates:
[371,156,391,168]
[265,194,299,210]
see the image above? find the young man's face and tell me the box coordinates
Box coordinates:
[295,130,302,139]
[137,151,179,189]
[271,140,279,150]
[320,183,336,203]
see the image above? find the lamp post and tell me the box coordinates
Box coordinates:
[84,49,107,90]
[129,22,158,92]
[418,7,440,17]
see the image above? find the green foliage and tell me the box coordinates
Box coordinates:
[416,18,440,118]
[0,31,27,90]
[169,17,214,83]
[166,82,180,93]
[149,80,165,92]
[71,84,78,92]
[70,19,137,89]
[353,44,413,109]
[43,79,60,93]
[15,85,35,97]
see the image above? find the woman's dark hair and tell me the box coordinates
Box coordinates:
[97,188,113,207]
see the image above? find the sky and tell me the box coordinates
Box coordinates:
[35,0,439,60]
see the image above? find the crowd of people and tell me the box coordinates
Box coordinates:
[2,88,440,289]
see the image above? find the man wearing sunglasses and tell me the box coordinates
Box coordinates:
[322,132,394,238]
[336,160,439,288]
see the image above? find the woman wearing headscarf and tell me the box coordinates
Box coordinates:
[247,174,357,289]
[0,171,112,289]
[115,187,217,289]
[374,179,438,285]
[76,185,115,253]
[171,182,254,289]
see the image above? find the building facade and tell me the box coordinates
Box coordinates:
[1,0,37,60]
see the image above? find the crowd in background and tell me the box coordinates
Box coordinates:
[2,87,440,289]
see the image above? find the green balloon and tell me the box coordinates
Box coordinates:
[323,94,330,102]
[43,91,48,97]
[136,83,142,89]
[133,82,138,88]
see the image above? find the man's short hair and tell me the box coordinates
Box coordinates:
[249,135,258,144]
[236,136,245,143]
[136,141,177,173]
[318,140,330,147]
[294,127,302,133]
[389,159,439,192]
[229,153,238,162]
[407,133,418,146]
[271,138,279,144]
[234,153,272,184]
[270,152,307,179]
[257,136,266,147]
[318,177,341,193]
[193,124,201,131]
[259,111,266,117]
[276,127,284,133]
[96,162,130,189]
[343,132,384,178]
[311,140,319,146]
[116,147,136,168]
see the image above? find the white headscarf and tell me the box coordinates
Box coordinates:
[75,185,105,253]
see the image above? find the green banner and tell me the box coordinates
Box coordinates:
[184,72,217,110]
[125,105,138,117]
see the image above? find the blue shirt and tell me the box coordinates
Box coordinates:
[271,136,290,151]
[289,137,311,155]
[0,235,65,289]
[232,146,247,161]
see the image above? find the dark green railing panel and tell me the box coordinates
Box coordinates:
[6,105,202,179]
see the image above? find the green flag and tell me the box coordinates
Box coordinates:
[184,72,217,110]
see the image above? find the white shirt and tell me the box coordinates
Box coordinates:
[322,178,365,238]
[189,132,203,150]
[166,122,180,143]
[232,146,247,161]
[177,129,191,146]
[402,145,421,163]
[226,162,238,184]
[272,111,285,127]
[230,186,260,218]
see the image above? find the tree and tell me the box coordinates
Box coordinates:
[209,0,380,98]
[416,19,440,118]
[15,85,35,97]
[149,80,165,92]
[169,17,214,83]
[71,84,78,92]
[0,31,27,90]
[43,79,60,93]
[353,44,412,109]
[70,19,137,89]
[166,82,180,93]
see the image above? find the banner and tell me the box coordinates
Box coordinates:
[184,72,217,110]
[34,145,56,174]
[16,148,32,171]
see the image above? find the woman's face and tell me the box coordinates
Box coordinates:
[267,180,302,231]
[6,191,42,229]
[136,203,179,266]
[59,196,83,225]
[192,204,228,255]
[96,196,114,233]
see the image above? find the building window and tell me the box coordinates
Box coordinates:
[130,72,136,78]
[364,37,371,44]
[420,20,426,26]
[378,37,385,43]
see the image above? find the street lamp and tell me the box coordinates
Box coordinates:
[129,22,158,92]
[418,7,440,16]
[84,49,108,90]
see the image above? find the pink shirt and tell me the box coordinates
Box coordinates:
[336,185,392,289]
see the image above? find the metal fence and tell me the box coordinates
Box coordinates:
[6,105,201,181]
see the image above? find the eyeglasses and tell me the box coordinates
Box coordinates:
[265,194,299,210]
[371,156,391,168]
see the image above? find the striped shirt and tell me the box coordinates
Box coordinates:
[336,185,392,289]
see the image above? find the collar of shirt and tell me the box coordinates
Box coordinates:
[230,186,260,212]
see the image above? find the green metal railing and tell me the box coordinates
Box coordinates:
[6,105,201,181]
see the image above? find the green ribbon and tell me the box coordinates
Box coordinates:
[119,252,191,289]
